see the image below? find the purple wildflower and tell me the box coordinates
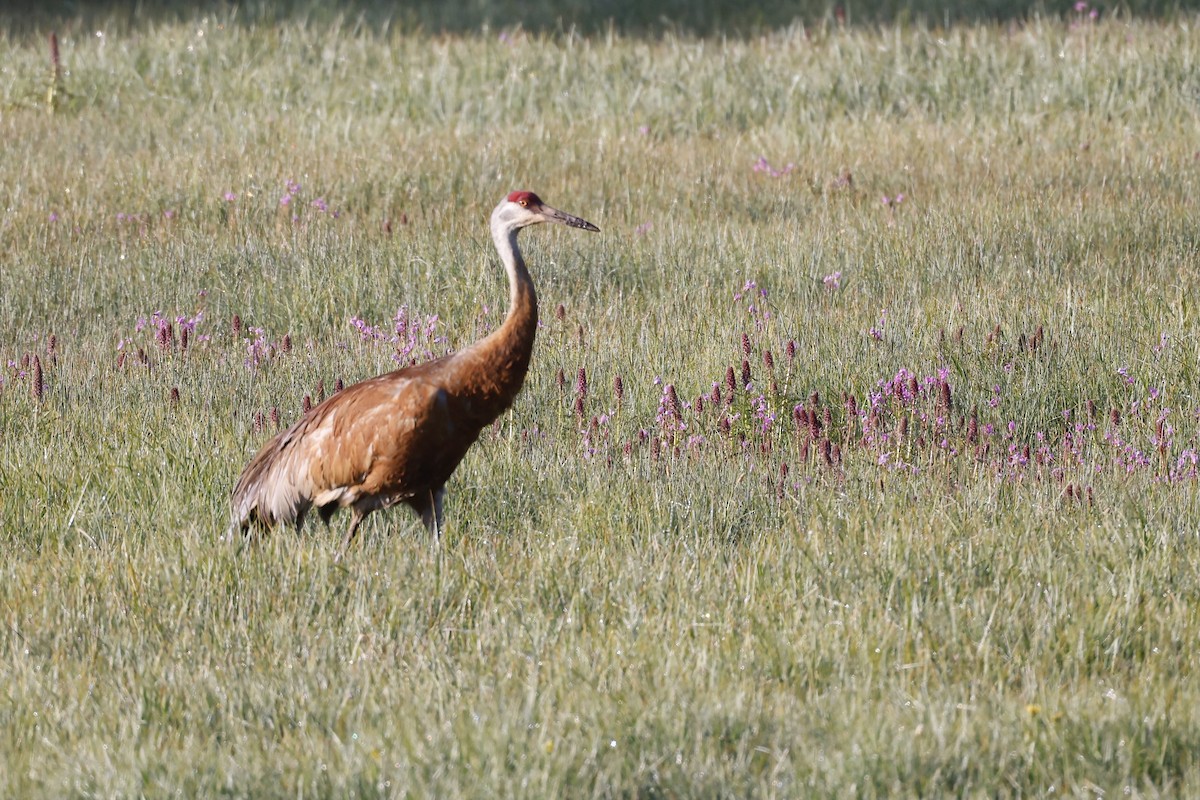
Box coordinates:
[752,156,795,178]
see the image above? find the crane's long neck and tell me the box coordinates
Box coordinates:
[451,222,538,415]
[490,224,539,366]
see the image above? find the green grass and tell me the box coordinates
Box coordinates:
[3,6,1200,797]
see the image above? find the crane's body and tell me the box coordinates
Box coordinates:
[229,191,599,556]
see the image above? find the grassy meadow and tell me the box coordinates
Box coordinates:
[2,4,1200,796]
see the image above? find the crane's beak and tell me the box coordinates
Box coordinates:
[540,204,600,233]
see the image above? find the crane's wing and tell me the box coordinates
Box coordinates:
[229,369,454,533]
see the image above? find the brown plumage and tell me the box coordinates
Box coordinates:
[229,191,599,557]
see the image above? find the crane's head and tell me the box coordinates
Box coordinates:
[493,190,600,234]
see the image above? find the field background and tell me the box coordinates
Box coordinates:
[2,0,1200,796]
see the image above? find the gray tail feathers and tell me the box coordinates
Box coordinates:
[227,430,311,540]
[227,440,279,538]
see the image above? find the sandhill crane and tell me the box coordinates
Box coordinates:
[229,191,599,558]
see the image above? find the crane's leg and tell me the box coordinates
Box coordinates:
[418,487,445,545]
[227,520,252,556]
[334,508,366,562]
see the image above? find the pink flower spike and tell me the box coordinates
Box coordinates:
[224,192,237,202]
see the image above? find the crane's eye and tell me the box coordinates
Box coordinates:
[519,200,528,207]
